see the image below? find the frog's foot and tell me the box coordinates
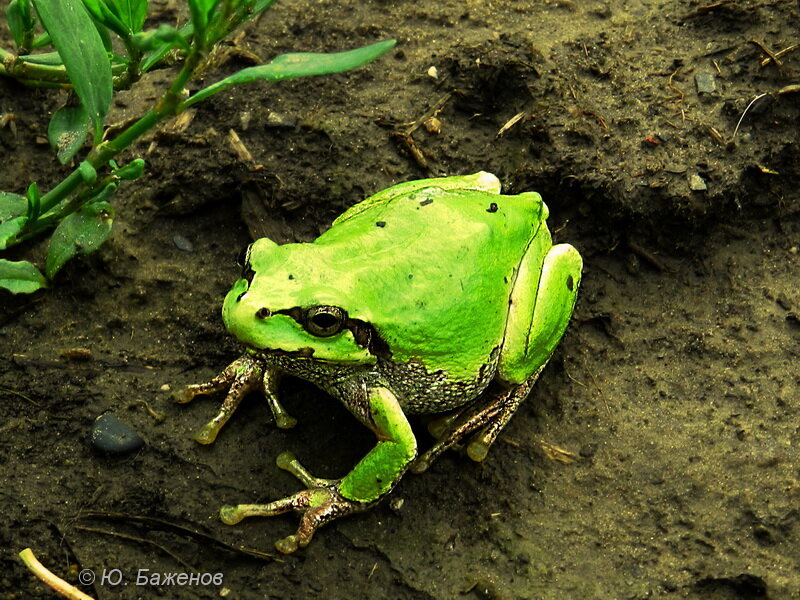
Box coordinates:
[220,451,370,554]
[172,354,296,445]
[411,377,537,473]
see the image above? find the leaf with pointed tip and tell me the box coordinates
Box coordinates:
[111,0,148,34]
[0,193,27,221]
[7,0,35,50]
[33,0,112,141]
[186,39,396,108]
[0,216,27,250]
[187,0,217,41]
[0,259,47,294]
[48,105,89,164]
[45,201,114,279]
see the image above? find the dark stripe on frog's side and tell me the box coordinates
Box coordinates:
[258,346,500,415]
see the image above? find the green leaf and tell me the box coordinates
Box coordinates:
[133,23,190,54]
[33,0,113,141]
[48,105,89,164]
[26,183,40,221]
[137,23,193,71]
[109,0,147,34]
[0,193,28,221]
[0,216,28,250]
[112,158,145,180]
[185,39,397,108]
[45,201,114,279]
[82,0,126,38]
[187,0,216,41]
[32,31,51,49]
[7,0,35,49]
[253,0,278,13]
[0,259,47,294]
[18,52,64,66]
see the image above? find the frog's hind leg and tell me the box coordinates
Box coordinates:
[413,241,581,472]
[411,377,537,473]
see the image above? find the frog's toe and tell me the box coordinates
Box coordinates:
[275,535,300,554]
[276,451,337,489]
[466,438,490,462]
[171,386,203,405]
[219,490,313,525]
[193,420,223,445]
[219,484,367,553]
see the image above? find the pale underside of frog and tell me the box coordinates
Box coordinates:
[174,172,582,554]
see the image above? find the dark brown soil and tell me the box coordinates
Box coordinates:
[1,0,799,598]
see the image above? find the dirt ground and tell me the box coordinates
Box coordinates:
[1,0,799,598]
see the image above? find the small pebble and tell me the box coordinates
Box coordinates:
[172,235,194,252]
[265,111,297,128]
[91,414,145,455]
[664,164,687,174]
[61,348,93,362]
[695,72,717,94]
[688,173,707,191]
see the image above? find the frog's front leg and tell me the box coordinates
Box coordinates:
[173,353,296,444]
[219,386,417,553]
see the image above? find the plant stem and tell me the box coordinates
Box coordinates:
[0,46,70,84]
[35,46,206,219]
[19,548,94,600]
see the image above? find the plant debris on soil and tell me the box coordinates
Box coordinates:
[1,0,798,598]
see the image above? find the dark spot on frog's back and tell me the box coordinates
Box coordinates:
[486,202,499,213]
[567,275,574,291]
[376,221,386,228]
[419,197,433,207]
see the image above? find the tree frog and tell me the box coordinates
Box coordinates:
[174,172,582,554]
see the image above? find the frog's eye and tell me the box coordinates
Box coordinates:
[304,305,347,337]
[237,244,254,282]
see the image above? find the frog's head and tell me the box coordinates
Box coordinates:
[221,238,379,366]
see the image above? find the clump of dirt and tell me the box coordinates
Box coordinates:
[1,0,799,598]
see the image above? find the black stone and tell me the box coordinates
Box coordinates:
[91,414,145,455]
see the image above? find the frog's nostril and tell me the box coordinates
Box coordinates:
[256,307,271,319]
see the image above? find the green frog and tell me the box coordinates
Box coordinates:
[174,172,582,553]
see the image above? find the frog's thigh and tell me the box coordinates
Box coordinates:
[498,243,582,385]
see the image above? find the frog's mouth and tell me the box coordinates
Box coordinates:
[246,345,315,360]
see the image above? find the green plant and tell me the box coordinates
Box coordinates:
[0,0,395,294]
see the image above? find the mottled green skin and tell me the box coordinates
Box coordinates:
[223,174,548,382]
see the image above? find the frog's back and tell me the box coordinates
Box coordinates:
[315,185,549,381]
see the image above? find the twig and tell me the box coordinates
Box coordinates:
[403,93,452,136]
[627,239,669,272]
[749,40,782,70]
[74,526,195,571]
[496,111,526,137]
[18,548,93,600]
[733,92,768,138]
[586,368,612,421]
[0,385,39,406]
[777,84,800,96]
[77,511,276,561]
[759,44,799,68]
